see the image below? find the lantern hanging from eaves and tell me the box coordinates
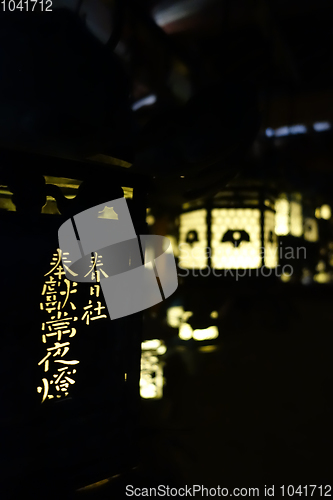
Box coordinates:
[275,193,303,238]
[140,339,166,400]
[306,203,332,282]
[178,188,278,272]
[275,192,322,282]
[275,192,320,243]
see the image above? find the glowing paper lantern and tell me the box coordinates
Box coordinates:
[179,323,219,341]
[275,193,303,237]
[140,339,166,399]
[315,204,331,220]
[178,190,278,270]
[179,209,208,269]
[304,218,319,242]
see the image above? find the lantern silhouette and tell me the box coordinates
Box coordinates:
[0,8,145,495]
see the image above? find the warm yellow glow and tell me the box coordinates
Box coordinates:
[38,249,108,403]
[97,206,118,219]
[1,184,133,215]
[198,345,219,353]
[264,210,278,268]
[314,272,331,283]
[140,340,165,399]
[146,208,155,225]
[164,235,179,256]
[290,201,303,236]
[281,273,292,282]
[76,475,121,492]
[211,208,261,269]
[41,196,61,215]
[275,197,289,235]
[316,260,326,272]
[210,311,218,318]
[192,326,219,341]
[87,154,132,169]
[0,187,16,211]
[146,215,155,226]
[182,311,193,321]
[179,322,193,340]
[179,209,208,269]
[44,176,82,191]
[320,204,331,220]
[304,218,319,242]
[315,205,332,220]
[83,253,109,283]
[157,345,167,355]
[179,323,219,341]
[166,306,184,328]
[275,194,303,237]
[121,187,133,199]
[140,383,159,399]
[0,178,133,214]
[142,339,162,350]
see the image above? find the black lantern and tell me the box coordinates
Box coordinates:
[0,9,146,496]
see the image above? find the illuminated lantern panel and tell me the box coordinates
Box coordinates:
[179,194,279,271]
[264,210,278,268]
[290,200,303,237]
[211,208,261,269]
[275,193,303,237]
[275,197,289,235]
[140,339,166,400]
[179,209,207,269]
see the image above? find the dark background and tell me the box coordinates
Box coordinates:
[0,0,332,497]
